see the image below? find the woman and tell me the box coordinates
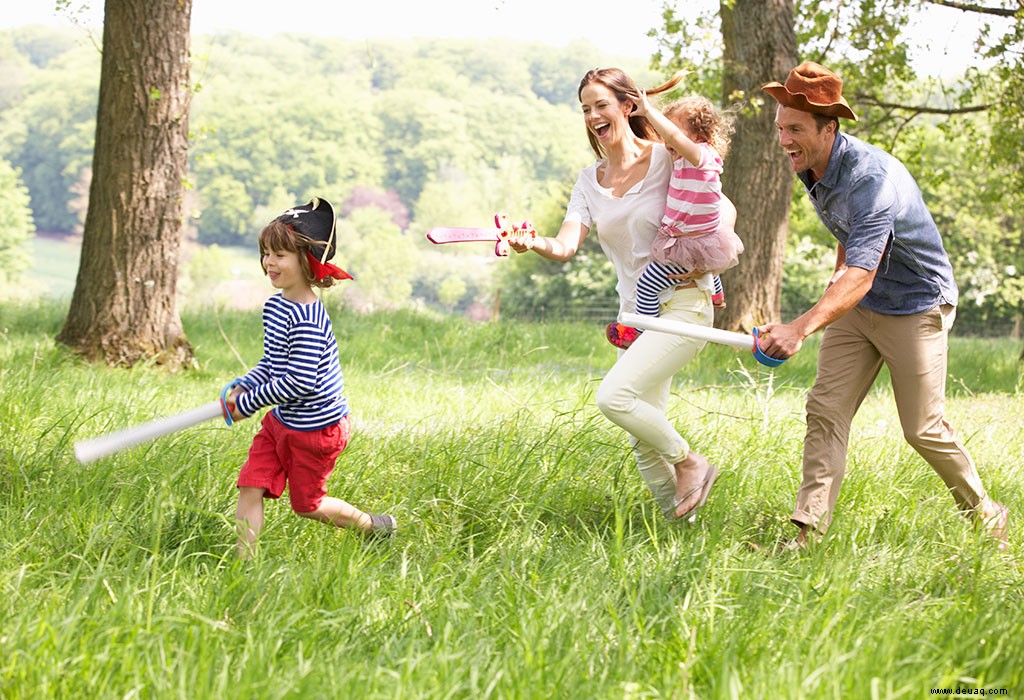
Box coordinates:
[511,68,735,520]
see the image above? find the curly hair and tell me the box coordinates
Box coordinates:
[258,219,336,289]
[663,96,734,158]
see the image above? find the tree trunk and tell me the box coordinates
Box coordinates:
[57,0,194,368]
[716,0,798,331]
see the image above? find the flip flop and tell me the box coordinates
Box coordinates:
[674,464,719,522]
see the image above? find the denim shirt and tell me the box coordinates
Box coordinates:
[797,132,958,315]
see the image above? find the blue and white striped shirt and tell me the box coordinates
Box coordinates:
[235,294,348,431]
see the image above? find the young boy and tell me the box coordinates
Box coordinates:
[227,197,395,558]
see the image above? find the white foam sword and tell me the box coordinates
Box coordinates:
[620,313,787,368]
[74,383,239,464]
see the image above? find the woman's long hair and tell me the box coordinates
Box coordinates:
[577,68,686,158]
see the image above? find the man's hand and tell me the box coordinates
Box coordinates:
[756,321,806,360]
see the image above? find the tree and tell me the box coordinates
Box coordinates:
[1,46,99,232]
[717,0,798,330]
[57,0,194,368]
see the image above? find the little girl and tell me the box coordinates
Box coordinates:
[606,86,743,349]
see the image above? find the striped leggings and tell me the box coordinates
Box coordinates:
[635,262,723,316]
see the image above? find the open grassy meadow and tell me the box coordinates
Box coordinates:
[1,299,1022,699]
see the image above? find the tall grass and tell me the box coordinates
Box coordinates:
[1,299,1021,699]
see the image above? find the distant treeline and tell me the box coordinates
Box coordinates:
[0,25,1020,330]
[0,26,657,244]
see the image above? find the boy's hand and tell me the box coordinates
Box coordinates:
[226,388,246,421]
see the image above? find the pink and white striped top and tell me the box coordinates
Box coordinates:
[661,142,723,235]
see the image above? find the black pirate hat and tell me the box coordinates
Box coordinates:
[275,197,353,281]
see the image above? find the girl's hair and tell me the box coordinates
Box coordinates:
[663,96,735,158]
[577,68,688,157]
[258,219,335,289]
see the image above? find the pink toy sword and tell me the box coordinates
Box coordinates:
[427,213,536,257]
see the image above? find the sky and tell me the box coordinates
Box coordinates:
[1,0,986,77]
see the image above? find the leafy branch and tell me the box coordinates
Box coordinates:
[922,0,1020,18]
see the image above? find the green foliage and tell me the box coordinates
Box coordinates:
[527,41,602,107]
[782,235,834,317]
[0,37,98,231]
[1,299,1021,697]
[8,24,79,69]
[649,1,1024,331]
[4,21,1021,331]
[0,158,34,286]
[437,275,468,311]
[500,180,618,320]
[338,206,420,310]
[195,175,251,246]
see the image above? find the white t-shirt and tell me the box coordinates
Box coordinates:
[564,142,712,315]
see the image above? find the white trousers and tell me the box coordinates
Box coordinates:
[596,287,713,517]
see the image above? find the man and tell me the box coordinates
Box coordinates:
[758,62,1007,548]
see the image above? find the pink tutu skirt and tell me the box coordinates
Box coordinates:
[650,225,744,274]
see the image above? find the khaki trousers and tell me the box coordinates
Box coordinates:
[597,287,713,517]
[793,304,988,531]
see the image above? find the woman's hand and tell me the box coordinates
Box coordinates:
[666,268,706,282]
[515,220,587,262]
[509,238,532,254]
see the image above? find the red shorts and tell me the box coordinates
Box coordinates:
[236,412,351,513]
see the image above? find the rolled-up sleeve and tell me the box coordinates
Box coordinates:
[843,173,897,271]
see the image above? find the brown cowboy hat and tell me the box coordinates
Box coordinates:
[761,61,857,121]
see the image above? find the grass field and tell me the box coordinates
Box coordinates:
[1,299,1021,699]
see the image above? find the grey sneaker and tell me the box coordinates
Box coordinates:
[367,513,397,539]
